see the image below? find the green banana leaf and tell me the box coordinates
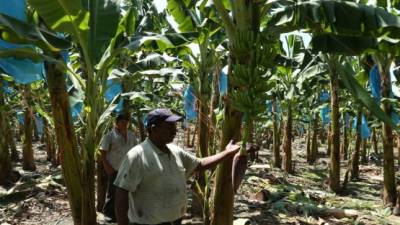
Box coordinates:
[393,0,400,10]
[127,53,179,73]
[336,60,399,131]
[269,1,400,39]
[167,0,197,32]
[29,0,121,66]
[86,0,121,64]
[125,32,198,51]
[0,13,70,51]
[0,48,60,63]
[28,0,89,53]
[311,34,378,56]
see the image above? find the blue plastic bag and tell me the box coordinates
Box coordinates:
[391,111,400,125]
[361,115,370,139]
[265,100,272,112]
[34,114,44,135]
[71,102,83,118]
[104,79,122,102]
[0,40,45,84]
[219,65,228,96]
[369,65,381,102]
[345,113,350,128]
[0,0,26,21]
[2,80,15,94]
[298,126,304,136]
[16,111,24,125]
[320,105,330,125]
[352,114,370,139]
[114,98,124,114]
[184,85,197,121]
[319,91,329,102]
[0,0,45,84]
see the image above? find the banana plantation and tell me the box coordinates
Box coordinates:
[2,0,400,224]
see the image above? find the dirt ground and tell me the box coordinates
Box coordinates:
[1,137,400,225]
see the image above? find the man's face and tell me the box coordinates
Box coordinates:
[116,119,129,131]
[153,121,177,144]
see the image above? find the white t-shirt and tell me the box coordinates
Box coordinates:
[114,138,200,224]
[99,128,138,171]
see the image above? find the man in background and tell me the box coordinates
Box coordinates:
[100,113,138,223]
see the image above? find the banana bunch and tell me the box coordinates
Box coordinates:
[229,30,270,118]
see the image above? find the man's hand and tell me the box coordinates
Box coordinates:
[104,163,115,176]
[225,140,241,154]
[115,187,129,225]
[100,150,115,176]
[225,141,259,154]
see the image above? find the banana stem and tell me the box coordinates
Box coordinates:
[239,116,250,156]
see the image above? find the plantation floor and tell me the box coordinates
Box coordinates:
[1,137,400,225]
[235,137,400,225]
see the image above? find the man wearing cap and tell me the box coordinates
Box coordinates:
[100,113,138,223]
[114,108,241,225]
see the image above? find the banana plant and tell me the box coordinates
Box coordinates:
[210,1,279,224]
[273,34,327,173]
[0,77,11,184]
[165,2,225,222]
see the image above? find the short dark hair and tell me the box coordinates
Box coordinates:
[116,113,130,122]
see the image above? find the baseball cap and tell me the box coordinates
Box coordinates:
[145,108,183,128]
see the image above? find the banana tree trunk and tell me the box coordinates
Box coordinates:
[209,65,220,156]
[6,118,18,161]
[0,83,11,184]
[211,45,242,225]
[327,124,331,156]
[136,109,146,142]
[186,126,191,147]
[377,58,397,206]
[309,113,319,164]
[33,116,40,142]
[283,103,293,173]
[328,57,341,193]
[272,96,281,168]
[211,0,260,224]
[361,139,368,164]
[211,104,242,225]
[96,159,107,212]
[372,128,378,154]
[191,120,198,148]
[46,61,83,225]
[306,124,311,162]
[397,135,400,169]
[193,98,210,222]
[81,97,98,225]
[341,122,348,160]
[44,120,54,163]
[350,111,362,180]
[198,101,210,158]
[22,85,36,171]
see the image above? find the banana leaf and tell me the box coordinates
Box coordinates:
[0,13,70,51]
[337,60,399,132]
[269,1,400,39]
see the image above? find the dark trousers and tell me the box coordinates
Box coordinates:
[103,172,117,222]
[132,218,182,225]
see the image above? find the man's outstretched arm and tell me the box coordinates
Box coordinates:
[195,141,240,172]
